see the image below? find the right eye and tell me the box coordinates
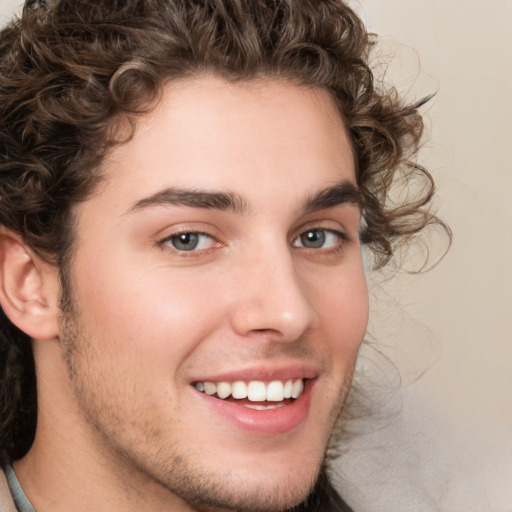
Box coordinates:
[162,232,216,252]
[292,228,347,250]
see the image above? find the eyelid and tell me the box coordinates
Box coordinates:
[291,227,349,249]
[157,227,223,256]
[155,220,220,243]
[168,232,213,249]
[291,217,352,241]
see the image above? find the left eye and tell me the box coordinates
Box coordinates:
[292,229,343,249]
[164,232,214,251]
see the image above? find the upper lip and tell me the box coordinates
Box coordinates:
[190,363,319,384]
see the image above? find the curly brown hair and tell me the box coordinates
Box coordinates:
[0,0,446,509]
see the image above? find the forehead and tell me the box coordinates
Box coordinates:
[92,75,355,212]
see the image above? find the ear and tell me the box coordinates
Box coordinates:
[0,227,60,340]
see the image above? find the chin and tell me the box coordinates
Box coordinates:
[181,466,320,512]
[146,439,325,512]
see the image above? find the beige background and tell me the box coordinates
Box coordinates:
[1,0,511,509]
[342,1,512,510]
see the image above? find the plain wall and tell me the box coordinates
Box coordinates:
[342,1,512,510]
[355,0,512,433]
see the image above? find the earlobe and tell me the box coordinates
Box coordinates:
[0,227,60,340]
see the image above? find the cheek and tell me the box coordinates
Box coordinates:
[312,265,369,362]
[73,257,227,370]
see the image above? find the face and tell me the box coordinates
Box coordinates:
[57,76,368,511]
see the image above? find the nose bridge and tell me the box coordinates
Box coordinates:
[230,240,319,340]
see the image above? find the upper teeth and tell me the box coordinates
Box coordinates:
[194,379,304,402]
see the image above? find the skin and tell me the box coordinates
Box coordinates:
[12,76,369,512]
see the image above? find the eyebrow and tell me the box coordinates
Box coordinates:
[127,188,249,215]
[126,180,361,216]
[302,180,362,214]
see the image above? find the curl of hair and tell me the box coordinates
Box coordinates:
[0,0,449,504]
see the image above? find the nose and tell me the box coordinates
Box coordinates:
[230,247,319,342]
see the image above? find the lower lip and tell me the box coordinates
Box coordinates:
[193,381,313,435]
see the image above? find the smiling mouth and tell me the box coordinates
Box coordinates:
[193,379,305,409]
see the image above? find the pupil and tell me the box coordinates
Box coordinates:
[302,230,325,248]
[172,233,198,251]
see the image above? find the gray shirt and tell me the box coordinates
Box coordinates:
[1,465,35,512]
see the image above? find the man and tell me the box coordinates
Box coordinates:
[0,1,439,511]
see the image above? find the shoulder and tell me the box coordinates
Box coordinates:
[0,466,17,512]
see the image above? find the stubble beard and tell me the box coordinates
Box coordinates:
[57,277,352,512]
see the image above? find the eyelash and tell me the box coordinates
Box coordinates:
[158,226,350,259]
[158,230,219,257]
[291,228,349,252]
